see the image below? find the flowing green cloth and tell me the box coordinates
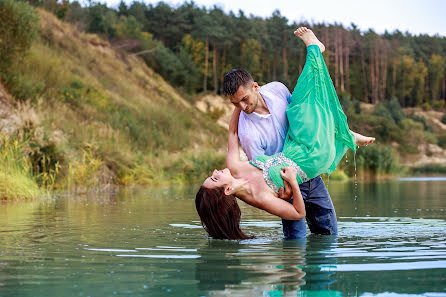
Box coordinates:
[250,45,356,189]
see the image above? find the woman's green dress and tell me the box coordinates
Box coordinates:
[250,45,356,192]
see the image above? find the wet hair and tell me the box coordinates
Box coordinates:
[223,69,253,96]
[195,186,253,240]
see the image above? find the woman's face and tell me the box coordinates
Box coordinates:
[203,168,232,189]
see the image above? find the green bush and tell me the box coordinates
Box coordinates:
[438,132,446,149]
[421,102,431,111]
[441,112,446,125]
[397,144,419,154]
[413,164,446,173]
[0,0,38,68]
[339,92,353,114]
[372,98,405,124]
[407,113,433,131]
[87,3,116,38]
[3,70,46,100]
[168,151,226,184]
[329,169,349,181]
[345,144,400,175]
[373,103,395,123]
[386,97,405,124]
[353,100,361,114]
[432,100,445,111]
[3,43,71,101]
[424,131,438,145]
[400,118,424,132]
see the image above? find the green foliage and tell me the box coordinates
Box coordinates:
[358,114,401,143]
[3,4,443,196]
[346,144,400,175]
[373,98,405,124]
[340,93,361,116]
[113,15,143,39]
[423,131,438,145]
[87,3,116,37]
[26,0,445,106]
[429,54,445,102]
[386,98,406,123]
[65,147,103,191]
[26,133,62,189]
[3,69,46,101]
[241,39,263,81]
[432,100,445,111]
[413,164,446,174]
[339,92,353,114]
[353,100,361,114]
[399,119,428,151]
[0,0,38,69]
[407,113,433,131]
[373,103,395,123]
[397,144,419,154]
[144,40,197,89]
[168,151,226,184]
[421,102,431,111]
[438,132,446,149]
[328,170,349,181]
[3,42,71,101]
[441,112,446,125]
[0,134,44,199]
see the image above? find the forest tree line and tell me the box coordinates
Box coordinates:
[26,0,446,108]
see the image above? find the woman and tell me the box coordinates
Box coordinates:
[196,27,375,240]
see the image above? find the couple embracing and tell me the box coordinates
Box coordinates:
[196,27,375,240]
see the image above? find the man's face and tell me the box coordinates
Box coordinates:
[229,82,260,114]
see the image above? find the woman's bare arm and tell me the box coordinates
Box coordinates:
[257,167,305,220]
[226,108,243,173]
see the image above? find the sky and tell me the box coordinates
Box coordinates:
[92,0,446,37]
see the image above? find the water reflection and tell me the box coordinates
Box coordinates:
[301,235,338,293]
[194,235,346,297]
[196,239,306,296]
[0,181,445,297]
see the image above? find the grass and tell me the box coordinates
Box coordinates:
[0,134,45,199]
[0,9,227,197]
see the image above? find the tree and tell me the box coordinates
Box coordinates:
[241,39,262,82]
[0,0,38,69]
[117,0,128,17]
[266,10,288,81]
[87,3,116,37]
[429,54,446,101]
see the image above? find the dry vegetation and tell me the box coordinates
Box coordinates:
[0,9,226,198]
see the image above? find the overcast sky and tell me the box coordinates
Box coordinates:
[91,0,446,37]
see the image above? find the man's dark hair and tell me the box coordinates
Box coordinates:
[223,69,253,96]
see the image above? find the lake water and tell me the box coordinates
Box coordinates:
[0,179,445,297]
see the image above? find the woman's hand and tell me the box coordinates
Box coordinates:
[280,167,298,185]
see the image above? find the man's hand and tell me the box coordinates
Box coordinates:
[278,180,292,200]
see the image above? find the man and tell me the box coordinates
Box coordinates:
[222,67,337,239]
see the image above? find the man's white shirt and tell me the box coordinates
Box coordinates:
[238,81,291,160]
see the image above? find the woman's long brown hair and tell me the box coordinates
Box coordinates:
[195,186,253,240]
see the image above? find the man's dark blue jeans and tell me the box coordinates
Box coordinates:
[282,175,337,239]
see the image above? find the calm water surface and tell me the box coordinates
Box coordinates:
[0,179,445,297]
